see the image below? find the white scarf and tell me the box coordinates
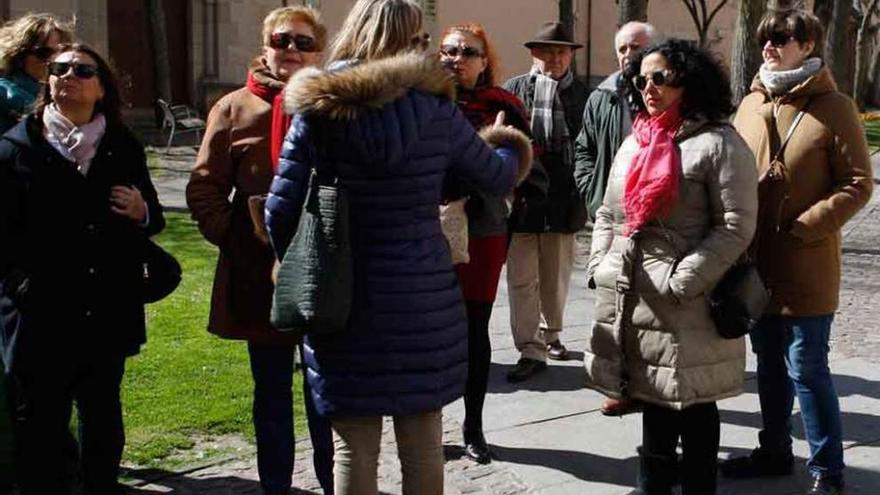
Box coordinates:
[759,57,823,96]
[42,103,107,176]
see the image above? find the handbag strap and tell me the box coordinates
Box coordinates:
[771,98,812,163]
[614,233,644,397]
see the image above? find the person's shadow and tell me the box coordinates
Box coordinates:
[488,357,588,394]
[484,444,637,488]
[122,467,323,494]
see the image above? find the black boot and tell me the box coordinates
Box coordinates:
[463,428,492,464]
[626,446,678,495]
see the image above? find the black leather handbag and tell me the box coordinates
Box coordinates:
[271,168,352,336]
[710,259,769,339]
[142,239,182,303]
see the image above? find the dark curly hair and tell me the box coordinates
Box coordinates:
[619,38,733,122]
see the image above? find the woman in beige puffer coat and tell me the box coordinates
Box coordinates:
[583,39,758,495]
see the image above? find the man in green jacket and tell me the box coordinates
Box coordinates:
[574,21,660,222]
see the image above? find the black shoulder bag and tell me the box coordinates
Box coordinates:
[142,238,182,303]
[710,105,809,338]
[270,147,353,337]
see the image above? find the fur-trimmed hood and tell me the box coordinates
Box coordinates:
[284,52,456,120]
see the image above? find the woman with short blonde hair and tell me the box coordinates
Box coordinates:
[0,13,73,132]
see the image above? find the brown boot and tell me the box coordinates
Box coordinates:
[600,397,643,416]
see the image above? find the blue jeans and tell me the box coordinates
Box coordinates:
[750,315,844,478]
[247,343,334,494]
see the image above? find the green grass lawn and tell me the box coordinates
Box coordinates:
[864,117,880,154]
[0,212,306,478]
[122,212,306,468]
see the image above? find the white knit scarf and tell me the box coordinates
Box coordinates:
[759,57,823,96]
[42,103,107,176]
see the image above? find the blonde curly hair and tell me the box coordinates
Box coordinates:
[0,13,74,76]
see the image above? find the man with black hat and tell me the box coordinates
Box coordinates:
[503,21,588,382]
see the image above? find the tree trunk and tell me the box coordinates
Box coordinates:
[560,0,577,74]
[854,0,880,109]
[617,0,648,26]
[869,41,880,104]
[813,0,833,26]
[825,0,854,96]
[146,0,172,103]
[730,0,767,105]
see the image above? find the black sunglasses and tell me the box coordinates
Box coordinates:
[632,69,676,91]
[28,46,56,61]
[412,32,431,50]
[761,30,793,48]
[48,61,99,79]
[268,32,318,53]
[440,45,483,59]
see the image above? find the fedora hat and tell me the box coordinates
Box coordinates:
[524,21,583,49]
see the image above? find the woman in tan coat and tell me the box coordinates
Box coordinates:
[720,10,873,495]
[583,39,757,494]
[185,7,333,495]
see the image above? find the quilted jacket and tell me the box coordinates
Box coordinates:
[584,120,758,409]
[265,53,532,417]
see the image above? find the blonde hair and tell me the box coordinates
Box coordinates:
[327,0,423,63]
[0,13,74,76]
[262,6,327,51]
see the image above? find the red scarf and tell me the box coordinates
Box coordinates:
[246,66,289,171]
[623,102,683,235]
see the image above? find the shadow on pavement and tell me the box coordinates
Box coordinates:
[720,408,880,445]
[488,361,587,394]
[490,444,637,488]
[122,467,320,495]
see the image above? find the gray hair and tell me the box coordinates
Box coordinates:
[613,22,661,52]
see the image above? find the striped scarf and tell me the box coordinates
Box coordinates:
[529,68,574,167]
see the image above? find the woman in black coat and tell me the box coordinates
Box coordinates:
[0,43,164,495]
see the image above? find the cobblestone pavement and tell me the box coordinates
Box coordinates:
[125,415,528,495]
[834,185,880,364]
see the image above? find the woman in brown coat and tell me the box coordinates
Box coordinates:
[721,10,873,495]
[185,7,333,495]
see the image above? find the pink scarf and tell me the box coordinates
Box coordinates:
[623,103,683,235]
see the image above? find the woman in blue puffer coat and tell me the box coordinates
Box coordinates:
[265,2,532,493]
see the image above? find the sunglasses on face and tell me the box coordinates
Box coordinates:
[48,61,99,79]
[632,69,676,91]
[412,32,431,50]
[29,46,57,61]
[440,45,483,59]
[268,32,318,53]
[762,31,793,48]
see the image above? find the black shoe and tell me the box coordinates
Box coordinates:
[719,447,794,479]
[506,357,547,383]
[463,430,492,464]
[807,475,844,495]
[546,339,569,360]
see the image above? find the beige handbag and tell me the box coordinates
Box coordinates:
[439,198,469,264]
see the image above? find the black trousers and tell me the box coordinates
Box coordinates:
[641,402,720,495]
[8,353,127,495]
[463,302,493,437]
